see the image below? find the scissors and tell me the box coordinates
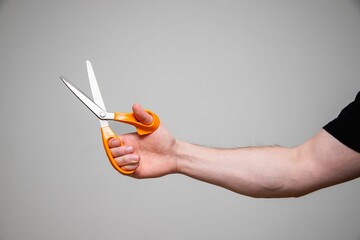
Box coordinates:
[60,60,160,175]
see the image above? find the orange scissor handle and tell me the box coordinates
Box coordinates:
[101,126,134,175]
[114,110,160,135]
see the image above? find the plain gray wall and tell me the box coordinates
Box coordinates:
[1,0,360,239]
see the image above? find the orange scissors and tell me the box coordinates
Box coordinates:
[60,60,160,175]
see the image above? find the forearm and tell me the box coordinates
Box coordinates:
[111,105,360,195]
[175,141,311,198]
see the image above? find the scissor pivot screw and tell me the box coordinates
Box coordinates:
[100,112,106,118]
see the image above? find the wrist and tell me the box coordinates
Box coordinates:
[172,140,184,174]
[173,141,202,175]
[172,140,191,174]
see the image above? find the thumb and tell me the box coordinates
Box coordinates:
[132,103,153,125]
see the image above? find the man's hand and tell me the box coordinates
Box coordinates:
[108,103,178,178]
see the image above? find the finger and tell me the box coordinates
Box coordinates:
[108,138,121,148]
[120,163,140,171]
[115,154,140,167]
[110,145,134,158]
[132,103,153,125]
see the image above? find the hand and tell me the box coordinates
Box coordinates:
[109,103,178,178]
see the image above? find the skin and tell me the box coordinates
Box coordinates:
[109,103,360,198]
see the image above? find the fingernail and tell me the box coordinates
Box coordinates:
[130,155,139,162]
[125,146,133,153]
[110,138,119,146]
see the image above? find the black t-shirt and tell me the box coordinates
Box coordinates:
[323,91,360,153]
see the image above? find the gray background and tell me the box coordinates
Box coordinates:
[1,0,360,239]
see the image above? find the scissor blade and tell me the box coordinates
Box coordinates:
[86,60,110,128]
[60,75,107,120]
[86,60,107,111]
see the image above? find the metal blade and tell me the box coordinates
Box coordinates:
[86,60,107,111]
[86,60,110,128]
[60,75,111,122]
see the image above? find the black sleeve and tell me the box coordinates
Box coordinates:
[323,91,360,153]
